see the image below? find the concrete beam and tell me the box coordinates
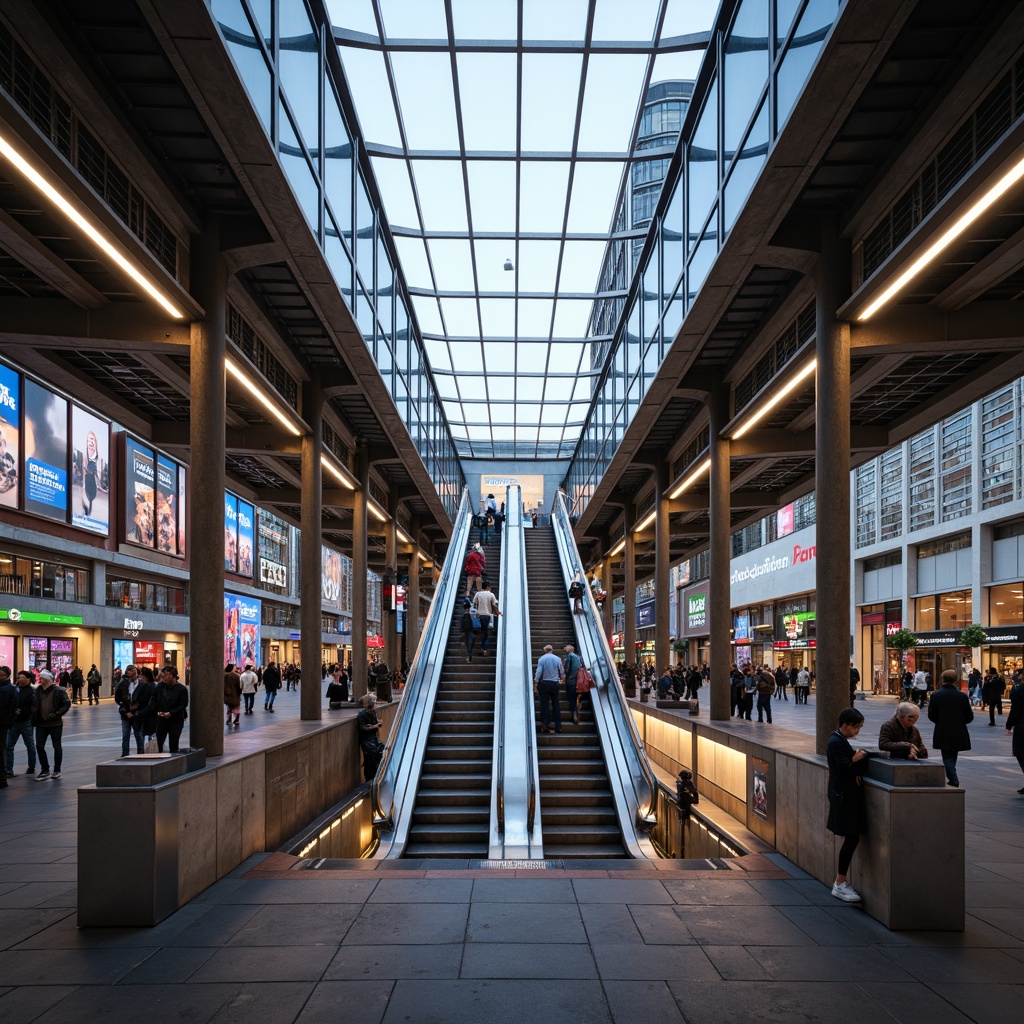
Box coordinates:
[0,300,192,349]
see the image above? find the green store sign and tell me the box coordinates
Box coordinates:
[0,608,84,625]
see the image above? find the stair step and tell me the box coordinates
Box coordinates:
[540,790,614,806]
[416,788,491,805]
[421,759,492,774]
[541,808,618,825]
[403,843,489,858]
[542,844,626,859]
[412,808,490,824]
[408,823,490,842]
[539,824,622,842]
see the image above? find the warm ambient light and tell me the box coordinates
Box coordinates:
[0,130,185,319]
[225,358,303,435]
[634,508,656,533]
[668,456,711,499]
[396,527,412,544]
[369,502,387,522]
[321,455,355,489]
[731,360,816,440]
[608,538,626,558]
[857,153,1024,320]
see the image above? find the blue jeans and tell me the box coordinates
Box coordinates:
[941,750,960,786]
[265,690,277,708]
[243,692,255,712]
[478,616,491,651]
[120,715,145,756]
[5,719,36,773]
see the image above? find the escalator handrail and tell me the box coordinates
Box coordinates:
[371,486,473,830]
[551,490,658,828]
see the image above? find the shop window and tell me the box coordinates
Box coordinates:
[0,550,89,603]
[916,589,972,630]
[988,582,1024,626]
[917,532,970,559]
[106,576,187,614]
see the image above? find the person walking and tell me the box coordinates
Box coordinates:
[460,599,478,662]
[982,667,1005,726]
[262,661,281,711]
[0,666,16,789]
[224,663,242,728]
[849,662,860,706]
[534,644,564,734]
[357,694,384,780]
[239,664,259,714]
[464,543,486,597]
[1006,674,1024,793]
[928,669,974,787]
[796,665,811,705]
[69,664,85,705]
[755,665,774,724]
[472,585,500,656]
[32,670,70,780]
[774,665,788,701]
[86,664,102,705]
[5,669,37,778]
[563,644,582,724]
[912,667,929,708]
[826,707,869,903]
[151,666,189,753]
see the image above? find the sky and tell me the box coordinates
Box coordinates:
[329,0,719,456]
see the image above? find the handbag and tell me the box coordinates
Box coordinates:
[470,614,482,630]
[144,736,158,754]
[576,667,595,692]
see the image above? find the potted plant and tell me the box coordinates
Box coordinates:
[958,624,988,651]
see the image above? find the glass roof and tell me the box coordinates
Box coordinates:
[330,0,715,459]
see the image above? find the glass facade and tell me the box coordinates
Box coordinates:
[212,0,464,521]
[566,0,840,518]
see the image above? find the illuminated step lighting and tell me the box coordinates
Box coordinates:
[0,130,184,319]
[668,456,711,500]
[858,152,1024,320]
[225,357,302,435]
[731,360,816,440]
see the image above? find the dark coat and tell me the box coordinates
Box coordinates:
[0,679,17,727]
[826,730,866,837]
[31,684,71,727]
[981,675,1005,704]
[262,665,281,692]
[1006,683,1024,761]
[149,681,188,721]
[928,684,973,751]
[878,716,928,759]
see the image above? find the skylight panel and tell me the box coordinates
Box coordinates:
[520,54,582,151]
[424,338,453,373]
[553,297,594,336]
[516,341,549,370]
[325,0,378,38]
[427,238,476,292]
[558,240,606,292]
[565,160,624,232]
[452,0,517,41]
[337,46,402,147]
[467,162,517,232]
[391,52,460,150]
[439,297,481,338]
[411,293,444,334]
[547,341,586,373]
[592,0,660,42]
[394,236,433,289]
[370,157,420,230]
[483,344,516,373]
[457,53,518,152]
[652,50,705,84]
[410,159,469,231]
[474,239,517,293]
[479,297,516,336]
[378,0,447,40]
[578,55,649,153]
[522,0,588,41]
[662,0,719,37]
[517,298,555,338]
[518,162,570,233]
[516,239,561,293]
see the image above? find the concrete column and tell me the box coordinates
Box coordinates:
[350,447,369,698]
[188,222,226,757]
[624,505,636,672]
[655,462,671,670]
[385,492,398,673]
[815,220,853,754]
[708,382,732,722]
[406,517,421,660]
[299,376,323,722]
[601,558,613,640]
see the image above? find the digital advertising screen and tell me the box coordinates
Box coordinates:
[134,640,164,667]
[23,379,68,521]
[224,493,238,572]
[322,545,342,609]
[237,499,254,577]
[113,638,134,671]
[0,361,20,509]
[71,405,110,535]
[156,456,178,554]
[125,437,156,547]
[0,635,14,668]
[177,464,186,556]
[224,591,261,669]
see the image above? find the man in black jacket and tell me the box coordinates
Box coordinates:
[151,665,189,753]
[32,670,71,780]
[114,664,154,756]
[0,665,16,789]
[982,667,1005,726]
[4,670,36,777]
[262,661,282,711]
[928,669,974,787]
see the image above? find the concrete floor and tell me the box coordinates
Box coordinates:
[0,691,1021,1023]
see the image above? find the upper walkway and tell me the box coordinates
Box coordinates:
[0,692,1020,1023]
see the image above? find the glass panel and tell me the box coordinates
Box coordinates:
[378,0,447,39]
[325,0,378,38]
[325,212,353,303]
[279,0,320,150]
[337,47,402,147]
[661,178,684,298]
[577,55,649,152]
[521,54,582,150]
[516,240,561,294]
[369,156,416,229]
[552,298,592,337]
[643,243,659,344]
[776,0,839,131]
[626,301,641,379]
[687,76,717,254]
[410,159,469,231]
[278,101,319,233]
[457,53,518,150]
[519,162,570,232]
[724,98,768,234]
[687,213,717,305]
[412,294,444,335]
[377,233,393,335]
[325,88,353,239]
[662,283,683,343]
[452,0,517,39]
[518,298,555,337]
[559,241,606,292]
[212,0,271,135]
[390,52,460,150]
[394,236,432,289]
[724,0,768,153]
[427,239,475,292]
[467,162,517,232]
[355,171,374,287]
[566,161,625,233]
[592,0,660,41]
[439,297,480,337]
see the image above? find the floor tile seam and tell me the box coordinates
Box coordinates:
[0,909,77,952]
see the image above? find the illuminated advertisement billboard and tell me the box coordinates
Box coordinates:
[322,545,342,610]
[23,379,68,521]
[224,493,238,572]
[0,362,20,509]
[125,436,185,556]
[224,591,261,669]
[71,405,110,535]
[236,499,254,577]
[156,456,178,554]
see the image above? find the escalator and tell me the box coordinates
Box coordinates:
[404,532,501,857]
[525,528,625,858]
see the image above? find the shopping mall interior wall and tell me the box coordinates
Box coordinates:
[460,459,567,514]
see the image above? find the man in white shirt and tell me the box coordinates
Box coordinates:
[471,587,500,655]
[240,664,259,714]
[913,669,929,708]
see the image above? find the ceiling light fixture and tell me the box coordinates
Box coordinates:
[0,130,185,319]
[731,360,817,440]
[321,455,355,489]
[857,153,1024,320]
[608,538,626,558]
[634,509,656,533]
[225,357,302,435]
[368,501,387,522]
[668,456,711,500]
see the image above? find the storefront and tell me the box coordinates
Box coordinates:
[0,608,91,677]
[858,602,903,693]
[635,600,656,667]
[679,583,709,666]
[984,583,1024,674]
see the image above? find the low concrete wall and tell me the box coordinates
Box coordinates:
[632,703,963,931]
[79,703,398,926]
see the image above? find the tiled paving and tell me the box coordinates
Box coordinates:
[0,693,1021,1022]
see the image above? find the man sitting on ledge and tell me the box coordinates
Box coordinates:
[878,702,929,759]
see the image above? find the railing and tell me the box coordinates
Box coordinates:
[370,486,473,849]
[551,489,659,856]
[489,485,540,858]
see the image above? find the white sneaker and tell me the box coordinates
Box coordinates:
[831,881,861,903]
